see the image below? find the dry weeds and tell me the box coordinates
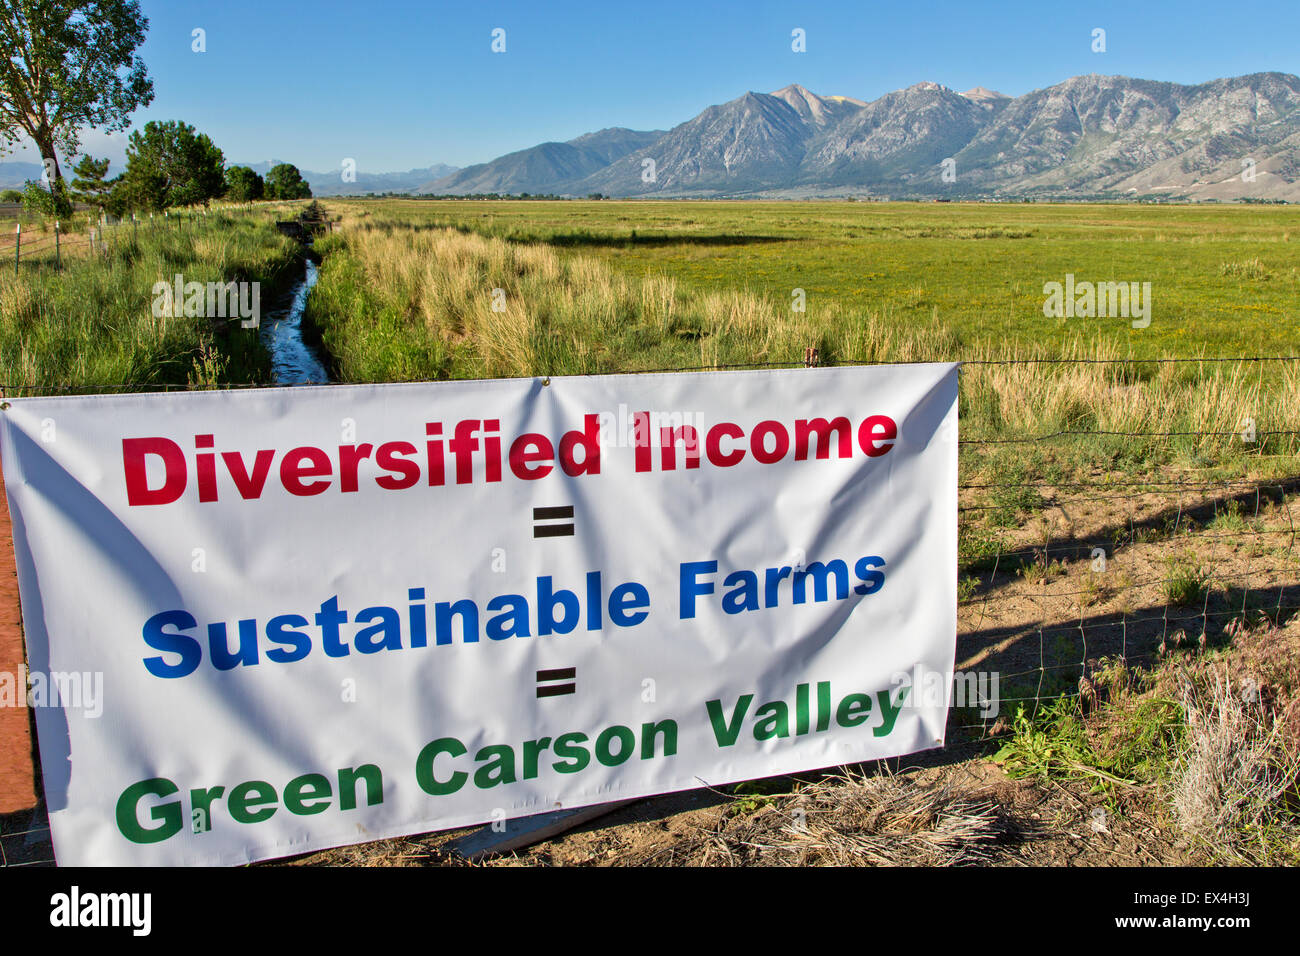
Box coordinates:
[624,770,1020,867]
[1170,663,1300,864]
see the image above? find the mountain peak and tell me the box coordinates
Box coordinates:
[769,84,864,123]
[769,83,821,112]
[960,86,1008,102]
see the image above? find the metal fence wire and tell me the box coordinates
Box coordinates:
[1,204,253,274]
[0,817,53,868]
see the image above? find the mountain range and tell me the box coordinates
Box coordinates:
[420,128,662,195]
[6,72,1297,201]
[417,72,1300,201]
[236,161,461,197]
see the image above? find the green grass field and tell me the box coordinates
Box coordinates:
[330,199,1300,359]
[301,199,1300,485]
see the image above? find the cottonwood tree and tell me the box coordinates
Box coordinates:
[0,0,154,203]
[224,165,264,202]
[122,120,225,210]
[265,163,312,200]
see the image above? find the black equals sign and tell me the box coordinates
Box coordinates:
[536,668,576,698]
[533,505,574,538]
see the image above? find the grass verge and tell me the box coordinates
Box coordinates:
[0,207,303,393]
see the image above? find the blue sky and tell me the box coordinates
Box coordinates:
[5,0,1300,174]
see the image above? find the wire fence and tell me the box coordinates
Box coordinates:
[953,477,1297,721]
[1,309,1298,863]
[0,202,282,275]
[2,352,1300,394]
[0,819,51,868]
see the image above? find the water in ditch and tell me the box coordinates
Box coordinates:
[259,257,331,385]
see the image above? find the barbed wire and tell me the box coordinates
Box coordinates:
[962,355,1300,366]
[4,351,1300,395]
[959,477,1291,488]
[948,463,1298,743]
[962,429,1300,445]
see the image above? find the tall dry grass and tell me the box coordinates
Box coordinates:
[1171,665,1300,864]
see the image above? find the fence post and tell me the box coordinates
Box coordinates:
[54,220,60,267]
[13,223,18,276]
[133,213,138,241]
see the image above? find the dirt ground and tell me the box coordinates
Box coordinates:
[285,473,1295,868]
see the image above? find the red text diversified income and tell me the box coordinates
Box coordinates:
[121,412,898,506]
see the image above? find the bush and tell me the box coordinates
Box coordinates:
[1164,553,1211,607]
[19,179,73,217]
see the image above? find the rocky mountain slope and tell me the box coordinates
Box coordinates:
[425,73,1300,200]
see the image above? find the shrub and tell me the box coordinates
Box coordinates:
[20,179,72,217]
[1164,553,1210,607]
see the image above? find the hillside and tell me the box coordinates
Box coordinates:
[420,73,1300,200]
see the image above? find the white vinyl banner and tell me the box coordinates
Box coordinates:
[0,364,957,866]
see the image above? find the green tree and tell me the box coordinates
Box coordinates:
[224,165,264,202]
[100,174,129,217]
[0,188,22,202]
[70,154,113,208]
[264,163,312,200]
[121,120,225,210]
[0,1,154,192]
